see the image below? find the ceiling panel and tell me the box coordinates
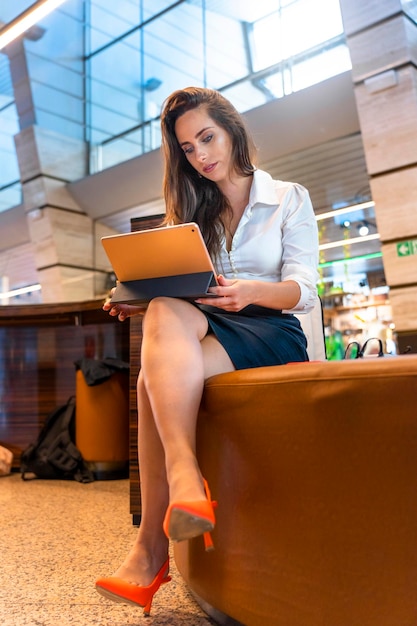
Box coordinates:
[262,132,371,211]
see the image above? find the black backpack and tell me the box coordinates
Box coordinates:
[20,396,94,483]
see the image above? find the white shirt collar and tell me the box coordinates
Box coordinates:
[249,169,280,208]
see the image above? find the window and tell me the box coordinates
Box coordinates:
[87,0,350,173]
[0,55,21,213]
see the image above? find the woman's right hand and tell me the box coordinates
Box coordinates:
[103,288,147,321]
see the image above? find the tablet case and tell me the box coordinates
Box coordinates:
[110,272,218,303]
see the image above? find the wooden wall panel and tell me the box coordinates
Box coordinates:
[339,0,417,335]
[129,214,165,522]
[129,315,142,522]
[382,241,417,287]
[346,15,417,82]
[354,65,417,175]
[371,167,417,242]
[0,300,129,469]
[389,286,417,331]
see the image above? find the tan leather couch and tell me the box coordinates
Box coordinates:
[174,355,417,626]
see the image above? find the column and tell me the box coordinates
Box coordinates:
[339,0,417,349]
[5,35,110,303]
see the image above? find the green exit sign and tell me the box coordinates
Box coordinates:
[396,240,417,257]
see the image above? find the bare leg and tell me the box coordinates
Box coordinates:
[140,297,234,504]
[110,297,234,585]
[111,372,169,586]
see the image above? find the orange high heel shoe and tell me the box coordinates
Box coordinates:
[95,557,171,616]
[163,479,217,550]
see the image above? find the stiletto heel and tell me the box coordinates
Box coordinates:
[95,557,171,616]
[203,529,214,551]
[163,478,217,550]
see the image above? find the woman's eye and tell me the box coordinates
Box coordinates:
[203,134,213,143]
[183,146,193,155]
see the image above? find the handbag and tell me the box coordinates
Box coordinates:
[343,337,391,359]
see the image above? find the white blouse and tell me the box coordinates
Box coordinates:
[215,169,319,313]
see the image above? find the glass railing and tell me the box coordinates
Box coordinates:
[88,37,351,173]
[0,180,22,214]
[89,116,161,172]
[86,0,350,174]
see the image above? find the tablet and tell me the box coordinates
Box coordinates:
[101,222,219,303]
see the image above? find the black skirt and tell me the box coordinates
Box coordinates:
[197,304,308,370]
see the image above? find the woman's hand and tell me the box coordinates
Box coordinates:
[103,288,147,321]
[195,274,257,312]
[195,275,301,312]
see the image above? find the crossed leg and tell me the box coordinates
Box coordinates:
[111,297,235,586]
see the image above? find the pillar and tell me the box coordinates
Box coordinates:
[5,35,110,302]
[339,0,417,348]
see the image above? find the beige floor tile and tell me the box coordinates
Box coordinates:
[0,474,213,626]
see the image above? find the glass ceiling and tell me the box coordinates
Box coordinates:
[0,0,349,212]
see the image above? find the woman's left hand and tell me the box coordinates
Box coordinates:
[195,274,256,311]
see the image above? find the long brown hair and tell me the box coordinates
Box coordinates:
[160,87,257,258]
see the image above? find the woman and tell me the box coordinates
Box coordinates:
[96,87,319,615]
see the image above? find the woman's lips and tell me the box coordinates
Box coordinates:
[203,162,217,174]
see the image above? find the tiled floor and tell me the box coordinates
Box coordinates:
[0,473,215,626]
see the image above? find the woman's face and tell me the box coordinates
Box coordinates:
[174,107,234,184]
